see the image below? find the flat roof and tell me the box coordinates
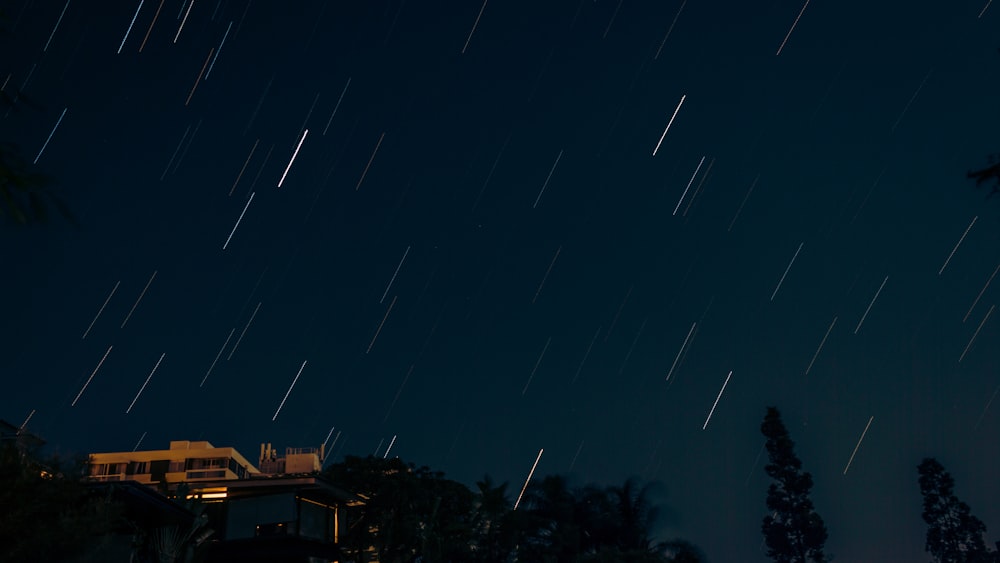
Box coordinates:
[182,474,363,504]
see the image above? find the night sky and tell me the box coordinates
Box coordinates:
[3,0,1000,559]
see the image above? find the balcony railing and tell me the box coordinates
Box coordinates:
[88,474,124,481]
[186,470,226,479]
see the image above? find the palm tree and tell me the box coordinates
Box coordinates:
[0,142,75,225]
[608,477,661,552]
[472,475,512,561]
[1,30,76,227]
[129,483,213,563]
[0,442,123,562]
[512,474,583,563]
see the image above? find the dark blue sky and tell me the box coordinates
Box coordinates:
[3,0,1000,560]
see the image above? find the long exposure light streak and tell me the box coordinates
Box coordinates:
[382,435,397,458]
[702,370,732,429]
[228,302,261,360]
[278,129,308,187]
[522,337,551,395]
[121,271,157,329]
[533,150,563,208]
[571,327,601,384]
[185,47,214,106]
[653,0,686,59]
[728,174,759,231]
[204,20,232,79]
[138,0,165,52]
[72,346,113,406]
[223,192,255,249]
[201,328,235,386]
[805,316,837,375]
[82,280,120,339]
[854,276,888,334]
[126,353,165,413]
[322,78,352,135]
[231,139,259,195]
[532,246,561,303]
[959,304,994,363]
[355,133,385,190]
[964,261,1000,323]
[673,155,705,215]
[380,246,411,303]
[367,295,397,353]
[118,0,145,53]
[652,95,686,156]
[461,0,488,54]
[20,409,35,430]
[666,322,696,381]
[771,242,804,301]
[843,416,873,474]
[775,0,810,56]
[43,0,71,52]
[273,360,307,421]
[513,448,544,510]
[174,0,195,43]
[34,107,67,164]
[939,216,976,275]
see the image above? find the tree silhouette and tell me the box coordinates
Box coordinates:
[508,474,701,563]
[322,455,474,563]
[472,474,514,562]
[760,406,828,563]
[512,474,583,563]
[917,457,998,563]
[0,142,76,226]
[0,442,123,562]
[967,160,1000,199]
[321,454,704,562]
[1,15,77,228]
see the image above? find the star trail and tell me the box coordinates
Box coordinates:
[2,1,999,560]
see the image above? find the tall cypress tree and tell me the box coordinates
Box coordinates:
[917,457,997,563]
[760,406,829,563]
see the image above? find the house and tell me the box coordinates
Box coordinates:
[87,439,259,489]
[87,440,366,563]
[0,418,45,453]
[190,472,364,562]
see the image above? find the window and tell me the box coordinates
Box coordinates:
[90,463,126,476]
[168,460,185,472]
[189,457,228,470]
[127,461,150,474]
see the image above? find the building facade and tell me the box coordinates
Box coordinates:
[87,440,259,487]
[87,439,366,562]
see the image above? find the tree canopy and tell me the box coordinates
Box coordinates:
[760,406,829,563]
[917,457,998,563]
[321,455,704,563]
[0,442,122,562]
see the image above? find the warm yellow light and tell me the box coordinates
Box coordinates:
[299,496,333,509]
[201,492,227,499]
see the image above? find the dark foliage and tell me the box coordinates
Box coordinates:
[322,455,476,563]
[0,442,123,562]
[760,406,828,563]
[322,455,703,563]
[967,161,1000,199]
[917,458,998,563]
[0,45,77,227]
[0,142,78,226]
[508,474,701,563]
